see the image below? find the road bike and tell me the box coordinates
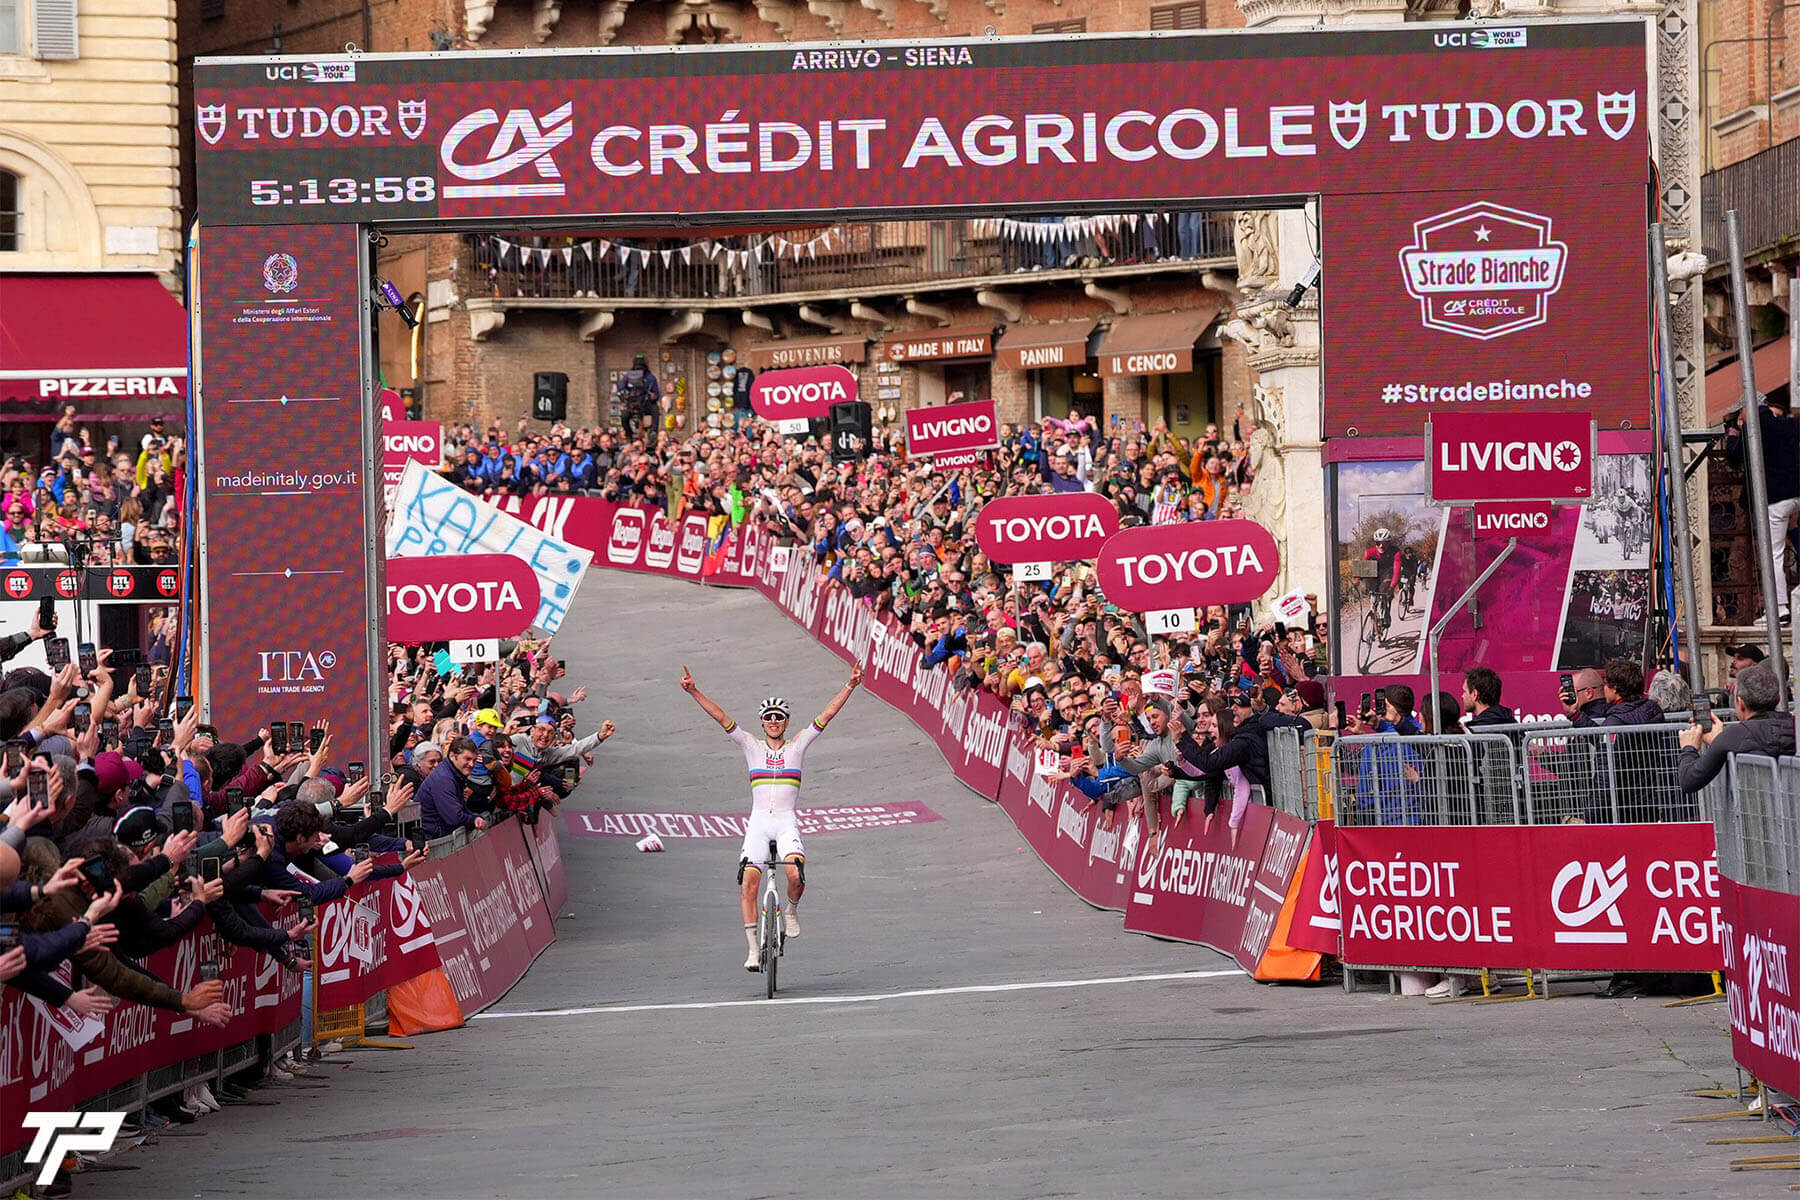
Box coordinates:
[752,839,802,998]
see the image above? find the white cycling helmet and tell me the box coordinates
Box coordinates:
[759,697,792,721]
[1372,527,1392,543]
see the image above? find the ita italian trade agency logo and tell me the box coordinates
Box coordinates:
[1399,201,1568,340]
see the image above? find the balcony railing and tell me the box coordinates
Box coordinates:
[458,214,1235,306]
[1701,136,1800,260]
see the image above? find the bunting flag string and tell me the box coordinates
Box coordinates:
[479,226,842,272]
[967,213,1181,242]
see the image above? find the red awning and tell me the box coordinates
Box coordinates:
[1706,338,1795,425]
[0,273,188,420]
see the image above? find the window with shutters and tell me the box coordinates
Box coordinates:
[0,171,19,251]
[1149,2,1205,29]
[1032,17,1085,33]
[30,0,77,58]
[0,0,18,54]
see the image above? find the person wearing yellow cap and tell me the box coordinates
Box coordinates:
[468,709,506,796]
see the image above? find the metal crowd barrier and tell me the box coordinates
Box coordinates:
[1332,732,1520,826]
[1715,754,1800,893]
[1267,727,1335,821]
[1317,722,1731,829]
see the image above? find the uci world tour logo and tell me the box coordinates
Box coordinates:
[262,253,299,295]
[1399,201,1568,340]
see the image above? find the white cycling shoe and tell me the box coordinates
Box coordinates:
[745,949,760,972]
[784,908,800,939]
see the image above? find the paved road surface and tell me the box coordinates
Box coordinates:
[87,570,1743,1198]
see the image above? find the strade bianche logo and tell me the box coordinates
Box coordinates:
[1551,856,1629,944]
[1400,201,1568,340]
[440,103,574,200]
[262,252,299,295]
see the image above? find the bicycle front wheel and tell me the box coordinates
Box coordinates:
[762,897,779,998]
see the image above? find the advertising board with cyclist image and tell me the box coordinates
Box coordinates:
[1329,450,1656,719]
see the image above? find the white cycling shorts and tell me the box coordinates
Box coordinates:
[739,810,804,868]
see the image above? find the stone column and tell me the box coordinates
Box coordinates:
[1221,206,1326,597]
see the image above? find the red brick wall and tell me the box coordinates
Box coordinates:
[1705,0,1800,170]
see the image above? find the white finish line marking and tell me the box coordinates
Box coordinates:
[472,968,1241,1019]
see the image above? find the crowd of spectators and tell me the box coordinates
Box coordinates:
[1,408,184,566]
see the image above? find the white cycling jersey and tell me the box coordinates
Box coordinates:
[725,717,825,864]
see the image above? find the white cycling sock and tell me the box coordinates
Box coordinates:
[743,923,757,951]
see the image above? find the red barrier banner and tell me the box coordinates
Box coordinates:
[974,492,1120,565]
[2,913,301,1155]
[1336,822,1720,971]
[991,731,1146,912]
[1095,519,1281,612]
[1124,802,1276,969]
[1720,878,1800,1099]
[313,870,444,1012]
[405,820,556,1017]
[1240,810,1312,967]
[1286,819,1342,956]
[385,553,540,642]
[528,815,569,916]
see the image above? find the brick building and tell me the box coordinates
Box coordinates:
[2,0,191,459]
[1697,0,1800,627]
[177,0,1256,438]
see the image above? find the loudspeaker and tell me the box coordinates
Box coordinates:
[532,371,568,421]
[830,400,872,462]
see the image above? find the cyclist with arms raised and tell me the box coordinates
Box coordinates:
[680,662,863,971]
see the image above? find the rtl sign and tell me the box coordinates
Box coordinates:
[1427,411,1593,505]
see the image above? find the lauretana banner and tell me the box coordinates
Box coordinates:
[1,911,303,1156]
[1335,822,1721,971]
[403,818,557,1019]
[1719,878,1800,1100]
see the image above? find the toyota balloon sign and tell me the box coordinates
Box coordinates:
[386,554,541,642]
[974,493,1119,564]
[1095,520,1280,612]
[750,365,857,422]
